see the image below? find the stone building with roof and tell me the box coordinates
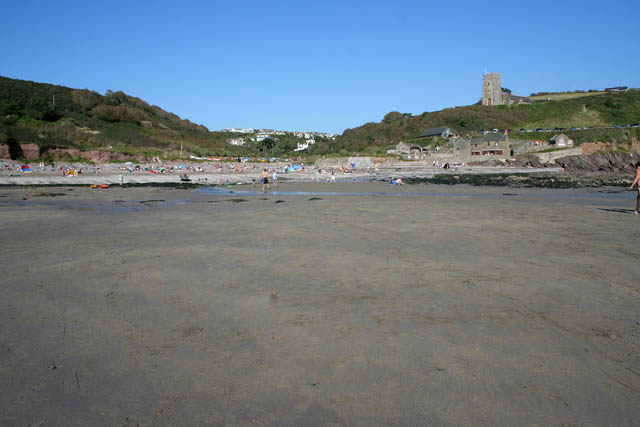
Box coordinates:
[452,139,471,163]
[395,142,423,155]
[550,134,574,147]
[393,142,424,159]
[418,126,459,141]
[468,133,513,159]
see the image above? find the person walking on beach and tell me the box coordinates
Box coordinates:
[261,169,270,191]
[629,162,640,215]
[272,170,278,188]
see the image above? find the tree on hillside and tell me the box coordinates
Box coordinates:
[25,97,58,121]
[382,112,411,123]
[0,100,20,116]
[259,137,275,158]
[90,104,148,124]
[72,89,102,111]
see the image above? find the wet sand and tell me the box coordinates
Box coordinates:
[1,183,639,426]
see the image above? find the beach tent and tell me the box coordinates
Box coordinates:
[21,165,32,172]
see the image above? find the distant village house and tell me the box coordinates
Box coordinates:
[470,133,511,155]
[227,137,245,146]
[450,133,513,162]
[395,142,423,156]
[452,139,471,163]
[549,134,573,147]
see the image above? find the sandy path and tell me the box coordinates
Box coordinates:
[0,184,638,426]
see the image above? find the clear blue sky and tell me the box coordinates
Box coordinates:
[2,0,639,134]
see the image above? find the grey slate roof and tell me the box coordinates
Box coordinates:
[483,133,508,142]
[507,94,533,103]
[470,134,508,146]
[418,126,458,138]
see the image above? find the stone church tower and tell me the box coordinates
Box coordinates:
[482,73,503,106]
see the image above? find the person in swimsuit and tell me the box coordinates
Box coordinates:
[629,162,640,215]
[261,169,269,191]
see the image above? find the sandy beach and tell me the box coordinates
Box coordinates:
[0,160,560,186]
[1,182,639,426]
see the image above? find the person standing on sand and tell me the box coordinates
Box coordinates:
[272,170,278,188]
[629,162,640,215]
[261,169,269,191]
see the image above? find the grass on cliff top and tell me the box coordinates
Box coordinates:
[509,127,639,145]
[529,92,606,101]
[523,110,608,129]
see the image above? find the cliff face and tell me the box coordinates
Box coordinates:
[555,152,639,172]
[0,142,39,160]
[0,142,148,163]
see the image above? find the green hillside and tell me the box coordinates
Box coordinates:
[2,76,639,160]
[312,91,640,156]
[0,76,271,159]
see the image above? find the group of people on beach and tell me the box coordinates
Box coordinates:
[311,169,337,183]
[251,169,279,191]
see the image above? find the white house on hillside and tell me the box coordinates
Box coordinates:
[550,134,574,147]
[227,138,245,146]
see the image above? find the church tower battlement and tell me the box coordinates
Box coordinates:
[482,73,503,106]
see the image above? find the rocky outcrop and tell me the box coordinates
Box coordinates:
[511,154,553,168]
[467,151,639,172]
[20,143,40,159]
[555,152,639,172]
[471,156,556,168]
[0,142,39,160]
[408,171,634,188]
[581,142,617,155]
